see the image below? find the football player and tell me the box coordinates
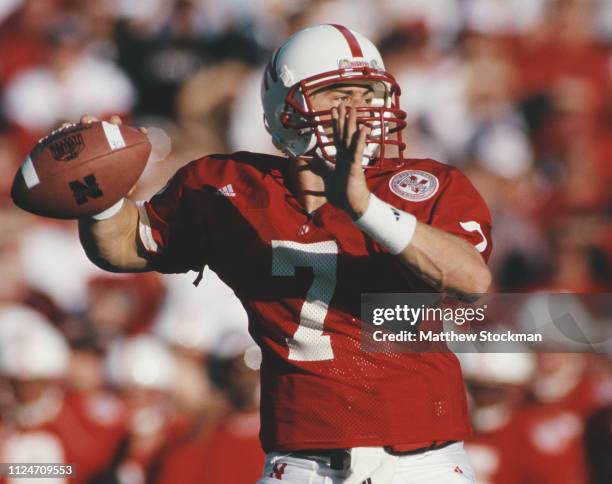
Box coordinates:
[0,305,124,484]
[460,352,536,484]
[75,24,492,483]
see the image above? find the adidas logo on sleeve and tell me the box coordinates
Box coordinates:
[216,184,236,197]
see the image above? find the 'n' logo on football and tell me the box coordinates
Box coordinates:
[68,174,103,205]
[50,133,85,161]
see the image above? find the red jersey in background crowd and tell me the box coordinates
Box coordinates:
[155,409,264,484]
[466,363,612,484]
[514,370,612,484]
[0,391,125,484]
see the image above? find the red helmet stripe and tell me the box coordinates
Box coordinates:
[330,24,364,58]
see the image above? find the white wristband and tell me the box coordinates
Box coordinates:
[354,194,417,255]
[91,198,125,220]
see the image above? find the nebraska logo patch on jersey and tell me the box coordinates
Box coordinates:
[389,170,439,202]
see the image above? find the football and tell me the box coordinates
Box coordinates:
[11,121,151,219]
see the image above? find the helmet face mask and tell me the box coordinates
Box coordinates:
[262,24,407,167]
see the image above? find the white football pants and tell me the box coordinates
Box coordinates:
[257,442,475,484]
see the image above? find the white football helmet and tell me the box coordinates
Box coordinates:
[458,351,536,386]
[105,335,177,392]
[261,24,406,165]
[0,305,70,380]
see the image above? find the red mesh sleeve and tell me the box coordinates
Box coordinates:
[429,167,493,263]
[136,161,208,274]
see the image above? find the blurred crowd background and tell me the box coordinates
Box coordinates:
[0,0,612,483]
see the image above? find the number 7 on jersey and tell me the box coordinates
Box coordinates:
[272,240,338,361]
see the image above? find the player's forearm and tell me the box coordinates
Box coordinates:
[78,199,151,272]
[398,223,491,298]
[353,194,491,298]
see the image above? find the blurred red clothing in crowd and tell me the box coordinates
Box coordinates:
[86,273,166,341]
[467,358,612,484]
[0,390,126,484]
[465,415,522,484]
[0,1,55,88]
[154,409,263,484]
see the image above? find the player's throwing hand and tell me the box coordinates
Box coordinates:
[322,102,371,220]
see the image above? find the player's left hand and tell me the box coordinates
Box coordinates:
[320,103,371,219]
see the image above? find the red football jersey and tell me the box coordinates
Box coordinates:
[465,420,523,484]
[154,410,264,484]
[466,405,589,484]
[515,372,612,484]
[0,392,126,484]
[137,152,492,452]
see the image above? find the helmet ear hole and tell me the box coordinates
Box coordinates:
[263,115,286,153]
